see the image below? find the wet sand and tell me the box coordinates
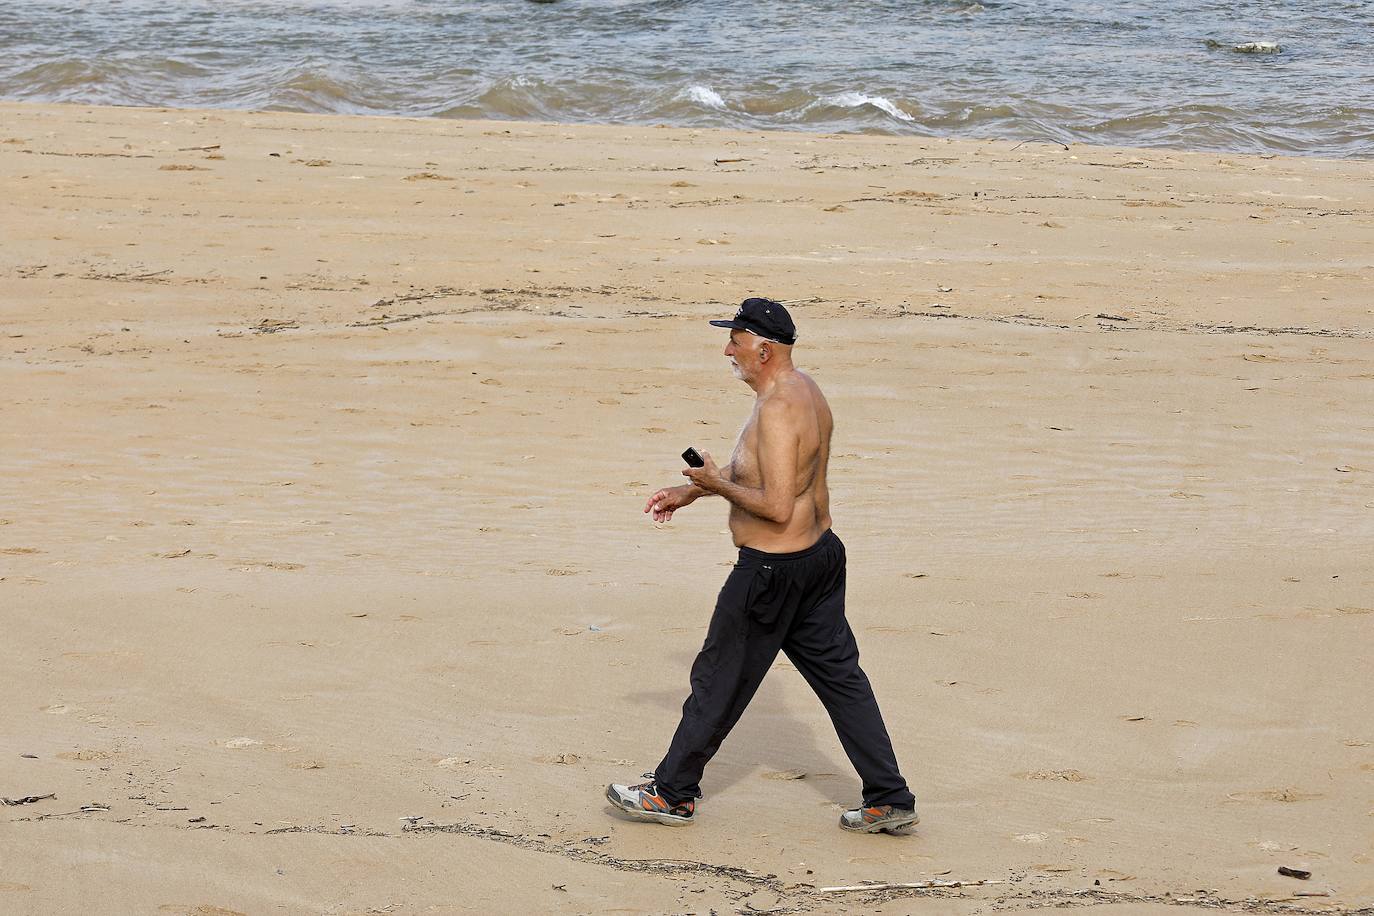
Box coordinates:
[2,102,1372,914]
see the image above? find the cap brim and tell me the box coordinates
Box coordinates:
[708,319,746,330]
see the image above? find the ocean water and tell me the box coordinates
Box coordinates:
[1,0,1370,158]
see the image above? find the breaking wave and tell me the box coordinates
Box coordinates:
[683,85,726,110]
[821,91,916,123]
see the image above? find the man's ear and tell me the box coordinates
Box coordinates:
[759,343,770,362]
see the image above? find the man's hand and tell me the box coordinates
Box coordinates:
[680,449,724,493]
[644,484,699,523]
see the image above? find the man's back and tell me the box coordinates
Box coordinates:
[726,368,833,552]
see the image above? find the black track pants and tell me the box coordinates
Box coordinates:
[654,529,916,809]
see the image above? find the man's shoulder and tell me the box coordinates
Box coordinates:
[760,375,816,419]
[779,369,824,401]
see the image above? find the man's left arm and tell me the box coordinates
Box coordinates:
[684,402,798,525]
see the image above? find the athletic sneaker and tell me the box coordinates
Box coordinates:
[839,803,920,834]
[605,773,695,826]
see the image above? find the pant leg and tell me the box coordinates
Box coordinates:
[782,554,916,809]
[654,562,790,804]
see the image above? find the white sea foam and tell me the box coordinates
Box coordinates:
[825,91,916,122]
[684,84,726,109]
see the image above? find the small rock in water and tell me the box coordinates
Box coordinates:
[1205,39,1282,54]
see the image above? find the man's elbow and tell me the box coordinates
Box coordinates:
[768,502,794,526]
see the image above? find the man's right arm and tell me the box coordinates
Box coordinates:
[685,462,734,498]
[645,462,734,521]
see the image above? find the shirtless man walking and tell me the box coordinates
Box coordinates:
[606,297,918,833]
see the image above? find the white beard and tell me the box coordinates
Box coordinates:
[730,361,743,379]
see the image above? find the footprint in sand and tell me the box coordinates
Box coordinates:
[1016,770,1089,782]
[536,753,580,765]
[1255,840,1295,852]
[57,749,115,761]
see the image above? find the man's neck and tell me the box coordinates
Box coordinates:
[748,362,795,395]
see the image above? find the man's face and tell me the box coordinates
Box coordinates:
[724,330,761,381]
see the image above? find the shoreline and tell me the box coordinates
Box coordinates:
[10,96,1374,161]
[8,96,1374,164]
[2,100,1372,914]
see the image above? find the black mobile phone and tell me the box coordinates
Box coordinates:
[682,447,705,468]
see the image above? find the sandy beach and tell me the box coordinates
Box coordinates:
[2,102,1373,915]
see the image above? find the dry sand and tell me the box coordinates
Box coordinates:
[1,102,1372,915]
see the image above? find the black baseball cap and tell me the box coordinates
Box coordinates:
[709,297,797,345]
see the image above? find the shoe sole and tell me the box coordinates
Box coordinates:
[605,785,693,826]
[841,811,921,834]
